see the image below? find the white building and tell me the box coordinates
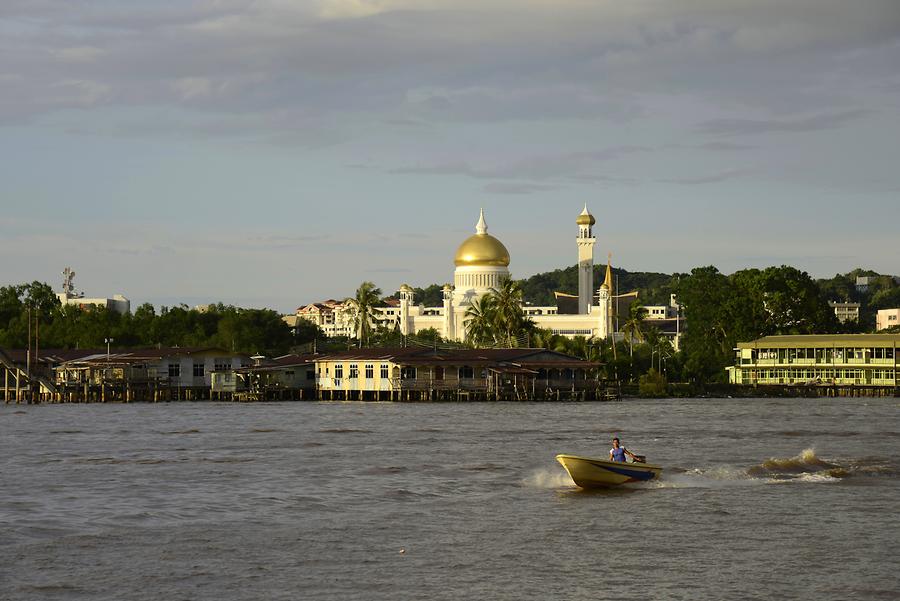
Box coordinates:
[876,308,900,331]
[56,267,130,314]
[828,301,861,324]
[288,298,402,338]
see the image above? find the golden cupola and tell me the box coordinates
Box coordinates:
[576,204,596,226]
[454,209,510,267]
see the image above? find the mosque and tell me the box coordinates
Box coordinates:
[395,206,617,342]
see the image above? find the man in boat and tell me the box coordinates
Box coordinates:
[609,437,636,463]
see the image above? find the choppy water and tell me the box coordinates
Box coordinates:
[1,398,898,601]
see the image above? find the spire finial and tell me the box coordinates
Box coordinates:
[602,253,614,290]
[476,208,487,235]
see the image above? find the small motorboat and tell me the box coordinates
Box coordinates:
[556,454,662,488]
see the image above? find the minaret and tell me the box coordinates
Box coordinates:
[399,284,413,336]
[442,284,455,341]
[576,204,596,315]
[597,254,614,339]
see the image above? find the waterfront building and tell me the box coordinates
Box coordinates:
[876,308,900,331]
[56,267,130,314]
[0,348,92,402]
[727,334,899,390]
[52,347,249,402]
[828,300,861,324]
[313,347,606,401]
[225,353,319,401]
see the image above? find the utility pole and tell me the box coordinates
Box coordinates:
[34,313,39,403]
[26,306,31,403]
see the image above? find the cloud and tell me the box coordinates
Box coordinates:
[2,0,898,136]
[696,109,870,136]
[392,146,650,181]
[365,267,413,273]
[696,141,756,151]
[248,234,332,249]
[483,182,561,195]
[660,167,753,185]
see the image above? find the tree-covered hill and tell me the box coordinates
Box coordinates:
[518,265,676,306]
[407,265,676,307]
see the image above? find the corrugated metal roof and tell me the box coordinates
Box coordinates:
[314,347,598,366]
[737,334,900,348]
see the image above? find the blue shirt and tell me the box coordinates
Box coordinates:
[610,447,626,462]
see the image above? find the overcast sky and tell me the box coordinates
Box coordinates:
[2,0,899,312]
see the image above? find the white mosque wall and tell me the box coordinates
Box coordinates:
[452,265,510,305]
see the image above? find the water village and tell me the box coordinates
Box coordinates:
[2,210,899,403]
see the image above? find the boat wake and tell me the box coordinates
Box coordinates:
[746,448,842,478]
[523,468,577,489]
[654,448,894,489]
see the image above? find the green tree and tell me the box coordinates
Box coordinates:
[464,295,497,347]
[755,266,836,334]
[674,266,734,383]
[639,368,668,397]
[622,301,648,357]
[489,278,535,347]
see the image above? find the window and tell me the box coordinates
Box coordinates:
[335,365,343,379]
[193,362,205,377]
[401,367,417,380]
[168,363,181,378]
[380,364,389,379]
[434,366,444,380]
[307,370,315,380]
[349,364,359,379]
[365,364,374,379]
[459,365,474,379]
[214,358,230,372]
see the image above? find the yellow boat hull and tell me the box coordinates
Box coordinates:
[556,454,663,488]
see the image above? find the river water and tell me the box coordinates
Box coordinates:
[1,398,898,601]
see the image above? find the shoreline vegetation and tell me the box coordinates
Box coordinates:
[2,265,899,405]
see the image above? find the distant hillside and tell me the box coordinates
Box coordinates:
[409,265,676,307]
[518,265,675,306]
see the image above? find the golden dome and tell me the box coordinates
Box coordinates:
[577,204,595,226]
[454,209,511,267]
[455,234,510,267]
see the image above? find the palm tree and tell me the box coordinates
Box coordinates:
[489,277,535,347]
[622,302,648,357]
[343,281,382,347]
[464,295,497,347]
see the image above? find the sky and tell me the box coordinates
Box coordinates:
[1,0,899,313]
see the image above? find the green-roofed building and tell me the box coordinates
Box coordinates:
[727,334,900,390]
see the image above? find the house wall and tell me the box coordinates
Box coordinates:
[876,309,900,331]
[159,353,247,387]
